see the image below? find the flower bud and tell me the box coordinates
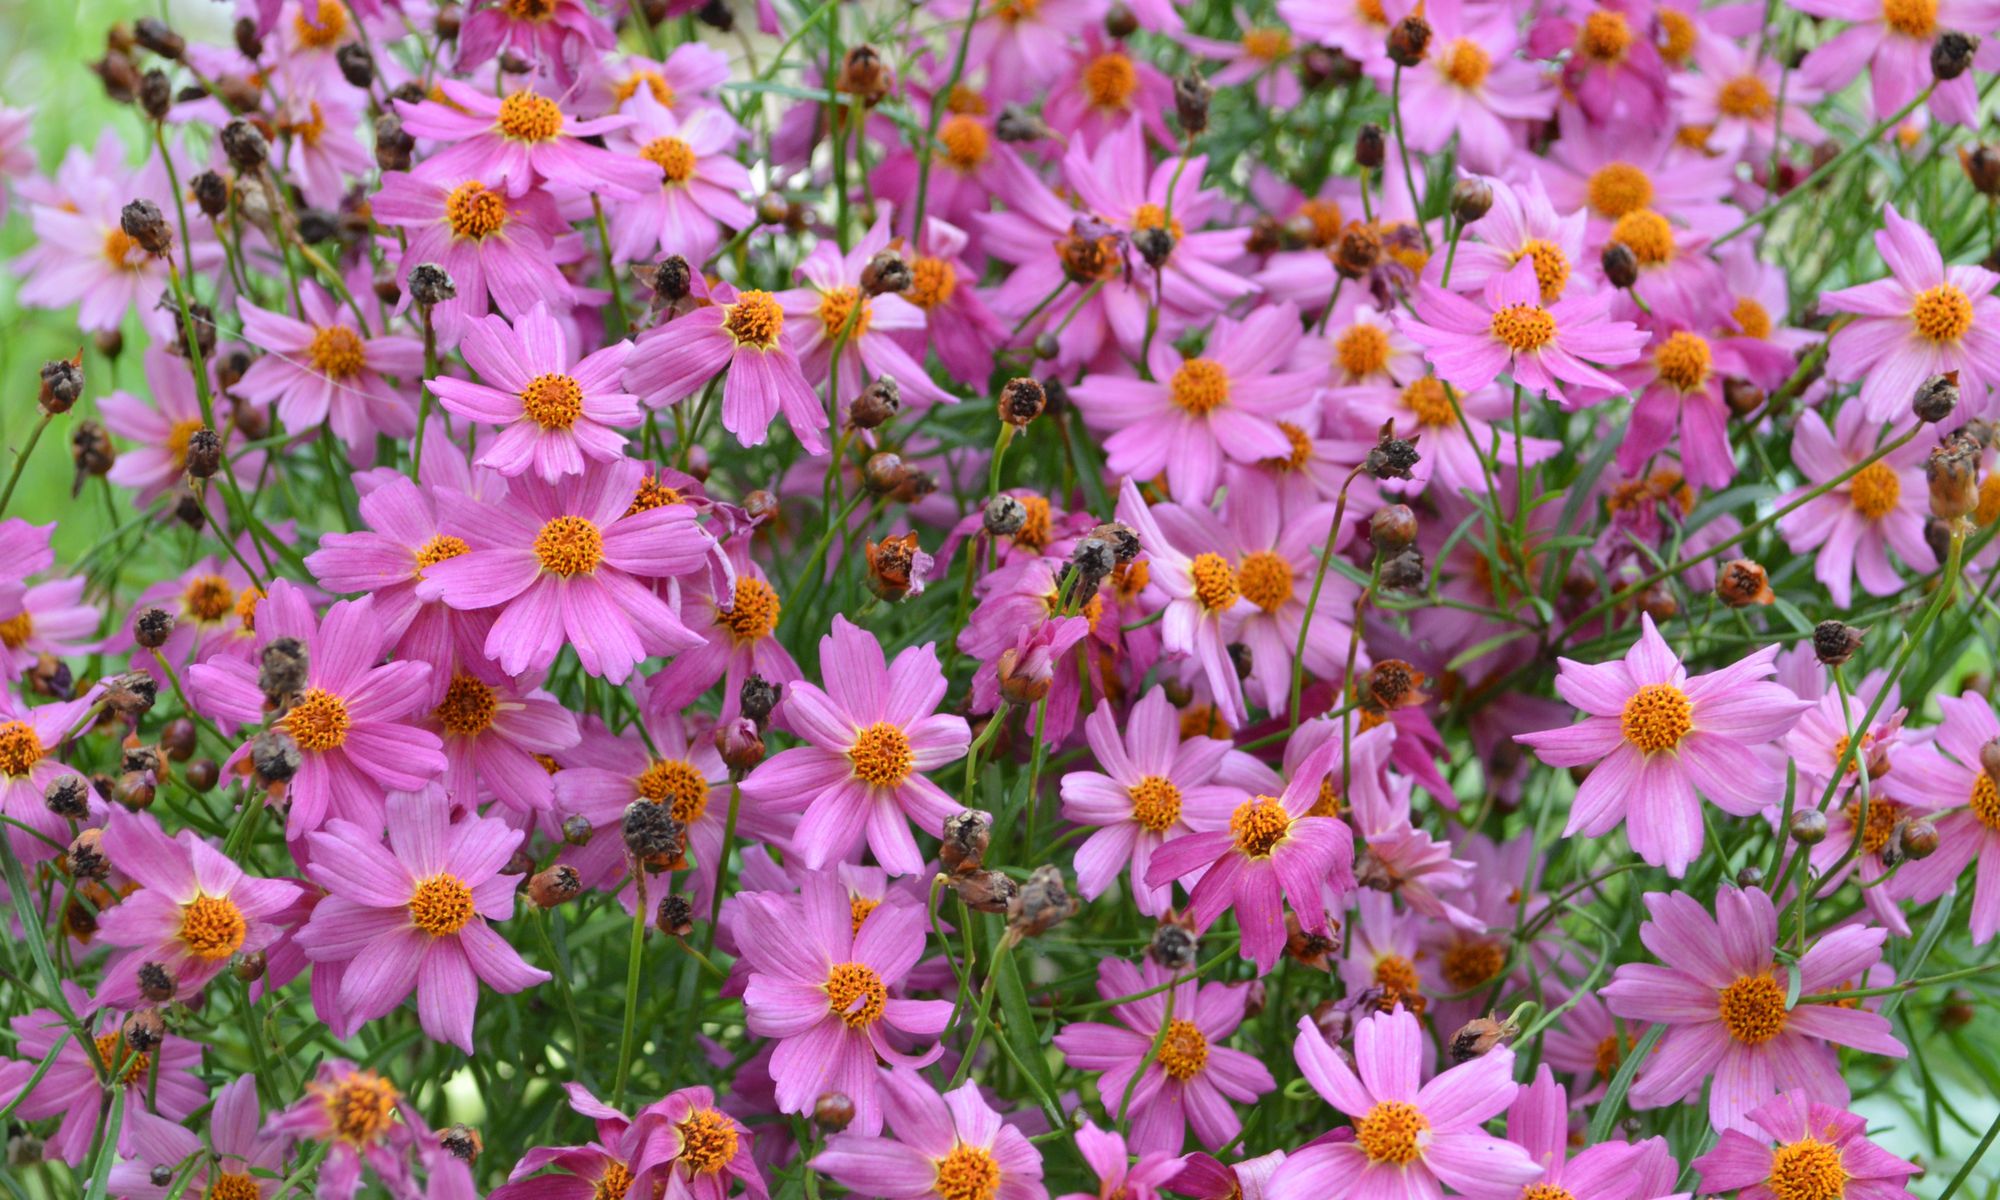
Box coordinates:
[755,191,790,225]
[1601,242,1639,289]
[1449,177,1493,224]
[67,829,109,882]
[1333,222,1381,279]
[72,420,115,494]
[139,68,173,120]
[656,893,695,937]
[408,263,457,308]
[716,717,765,773]
[1386,16,1432,66]
[696,0,734,30]
[939,811,990,874]
[122,1009,166,1053]
[984,494,1027,537]
[1448,1013,1519,1065]
[528,864,582,908]
[1094,520,1142,562]
[1813,620,1864,666]
[562,814,593,846]
[1790,808,1828,845]
[93,48,142,104]
[186,758,220,792]
[105,671,158,720]
[850,376,901,429]
[622,801,686,861]
[440,1126,482,1163]
[740,673,780,725]
[1355,123,1386,169]
[1369,504,1418,554]
[1715,558,1774,608]
[836,45,893,104]
[860,250,911,296]
[1133,225,1175,269]
[233,16,263,59]
[45,774,91,820]
[1735,864,1765,889]
[137,961,175,1004]
[1723,376,1765,417]
[259,636,309,708]
[133,606,175,650]
[184,428,221,479]
[39,356,85,415]
[120,199,172,256]
[133,17,186,59]
[250,729,302,784]
[865,531,931,602]
[1174,68,1212,136]
[221,119,269,172]
[995,104,1056,143]
[1105,3,1139,37]
[336,42,374,89]
[1008,865,1080,938]
[814,1093,856,1133]
[1285,913,1338,970]
[1898,816,1940,860]
[1962,144,2000,195]
[998,376,1046,427]
[1932,30,1978,81]
[1914,373,1960,423]
[1150,916,1199,970]
[863,451,908,495]
[1926,431,1980,521]
[192,170,230,218]
[374,115,414,172]
[951,867,1019,913]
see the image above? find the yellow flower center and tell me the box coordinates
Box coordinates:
[236,587,263,630]
[1128,775,1183,832]
[1490,304,1557,351]
[1881,0,1937,37]
[1594,1032,1634,1079]
[939,115,989,171]
[1310,778,1342,818]
[1620,682,1692,752]
[934,1144,1001,1200]
[1229,795,1291,858]
[1373,956,1423,1004]
[308,326,367,379]
[320,1072,399,1145]
[906,257,958,310]
[1848,461,1901,520]
[723,290,785,350]
[1577,10,1634,63]
[1238,550,1292,613]
[1654,331,1713,392]
[615,70,675,109]
[641,136,697,184]
[165,418,206,470]
[595,1163,634,1200]
[1355,1100,1430,1165]
[409,873,476,936]
[1586,162,1654,218]
[1768,1139,1848,1200]
[293,0,347,49]
[1441,938,1507,990]
[0,611,30,649]
[179,894,247,960]
[1158,1018,1209,1080]
[415,534,471,575]
[817,286,873,341]
[1718,75,1774,118]
[677,1109,740,1175]
[445,180,509,239]
[1403,377,1457,426]
[1337,323,1392,378]
[1014,496,1053,550]
[1843,797,1903,855]
[1718,973,1790,1045]
[946,85,987,115]
[1170,358,1230,415]
[94,1033,150,1086]
[434,674,497,737]
[638,758,709,823]
[1734,296,1773,340]
[1132,203,1186,240]
[1357,0,1386,22]
[533,515,603,576]
[825,961,888,1027]
[849,895,880,934]
[1910,284,1973,343]
[497,92,564,142]
[103,227,142,268]
[505,0,557,21]
[1189,552,1240,612]
[1971,772,2000,829]
[848,721,913,788]
[1658,9,1697,61]
[1082,51,1138,110]
[1243,27,1291,59]
[520,373,585,429]
[1273,421,1314,471]
[1439,38,1491,89]
[1514,239,1571,303]
[207,1173,261,1200]
[627,474,684,514]
[1610,208,1675,265]
[1298,198,1344,247]
[721,577,780,642]
[281,689,351,752]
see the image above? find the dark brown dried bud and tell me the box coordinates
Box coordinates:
[865,531,930,602]
[72,420,115,492]
[336,42,374,89]
[408,263,457,308]
[120,199,172,256]
[1723,376,1765,417]
[836,45,893,104]
[1225,641,1254,681]
[984,495,1027,538]
[940,810,991,874]
[1813,620,1864,666]
[134,17,186,59]
[999,377,1046,427]
[259,636,309,707]
[124,745,164,777]
[45,774,91,820]
[1151,916,1200,970]
[861,250,912,296]
[1285,912,1339,970]
[1926,431,1980,521]
[1790,808,1829,845]
[183,427,222,480]
[434,3,462,40]
[103,672,158,721]
[1449,177,1494,224]
[1379,549,1427,593]
[1962,144,2000,195]
[1366,659,1429,711]
[1133,226,1176,272]
[814,1093,857,1133]
[1735,864,1766,889]
[1914,373,1960,423]
[528,865,582,908]
[1715,559,1775,608]
[1369,505,1418,554]
[1355,123,1386,169]
[67,829,109,882]
[740,673,780,725]
[1173,68,1212,136]
[696,0,734,30]
[93,49,142,104]
[191,170,230,218]
[440,1125,482,1163]
[114,770,156,811]
[995,103,1056,143]
[171,489,206,531]
[1386,16,1433,66]
[233,16,264,59]
[1007,865,1080,938]
[951,867,1020,913]
[39,357,85,415]
[154,720,195,765]
[250,729,303,784]
[1104,2,1139,36]
[656,893,695,937]
[1093,520,1142,563]
[185,758,219,792]
[296,208,338,244]
[622,801,686,860]
[1365,421,1421,480]
[754,191,790,226]
[373,114,414,172]
[139,69,173,120]
[221,119,269,172]
[863,451,908,495]
[122,1010,166,1053]
[233,952,263,987]
[133,606,175,650]
[1932,30,1979,80]
[1333,222,1382,279]
[1448,1013,1519,1064]
[1638,580,1678,622]
[172,301,216,361]
[137,961,176,1003]
[1601,242,1640,289]
[850,376,901,429]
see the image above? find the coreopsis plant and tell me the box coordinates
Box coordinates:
[6,2,2000,1199]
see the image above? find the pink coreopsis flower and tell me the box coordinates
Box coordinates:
[1516,614,1809,875]
[778,214,952,409]
[371,170,580,346]
[1796,0,2000,127]
[1445,174,1587,303]
[455,0,613,81]
[100,347,266,507]
[1613,320,1762,489]
[1401,258,1649,408]
[0,106,32,222]
[1268,1010,1539,1200]
[268,1061,418,1200]
[0,687,105,863]
[234,282,424,462]
[735,872,952,1134]
[417,457,714,683]
[1181,15,1302,108]
[108,1075,286,1200]
[624,280,830,454]
[1042,31,1174,147]
[893,218,1009,385]
[931,0,1095,90]
[1692,1091,1920,1200]
[1059,687,1245,915]
[94,808,303,1005]
[648,1084,766,1200]
[13,177,173,336]
[428,671,581,825]
[1052,958,1274,1155]
[1821,203,2000,420]
[1885,690,2000,943]
[1146,739,1354,971]
[398,81,659,198]
[1364,0,1552,172]
[0,574,98,680]
[1114,479,1254,730]
[490,1084,678,1200]
[189,580,446,838]
[603,92,754,263]
[1601,887,1906,1132]
[1070,304,1317,505]
[738,616,970,875]
[1774,405,1934,607]
[647,534,802,725]
[297,792,551,1053]
[1332,374,1558,497]
[814,1069,1047,1200]
[429,303,641,482]
[1059,1123,1181,1200]
[1671,36,1823,160]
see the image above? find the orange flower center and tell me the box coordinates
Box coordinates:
[1158,1018,1209,1080]
[1490,304,1557,351]
[1718,75,1774,118]
[1881,0,1938,37]
[825,961,887,1027]
[849,721,913,788]
[1768,1139,1848,1200]
[677,1109,739,1175]
[1587,162,1654,218]
[720,577,780,642]
[281,689,351,752]
[1610,208,1675,265]
[1439,38,1491,89]
[1654,331,1713,392]
[409,873,476,935]
[1576,10,1634,63]
[309,327,367,379]
[1970,772,2000,829]
[934,1144,1001,1200]
[724,290,785,350]
[939,115,989,171]
[1514,239,1571,302]
[521,373,584,429]
[93,1033,151,1086]
[1911,284,1973,343]
[434,674,497,737]
[1848,462,1901,520]
[817,286,873,341]
[1082,52,1138,110]
[415,534,471,575]
[1718,972,1790,1044]
[906,257,958,310]
[1621,683,1692,752]
[1238,550,1292,613]
[1734,296,1773,339]
[179,894,247,960]
[446,180,509,240]
[319,1072,400,1145]
[533,515,603,575]
[1404,377,1457,426]
[1189,552,1240,611]
[1169,358,1230,415]
[1128,775,1183,832]
[103,227,142,268]
[1441,938,1507,990]
[293,0,347,49]
[1229,795,1291,857]
[1355,1100,1430,1164]
[0,612,30,649]
[638,757,709,823]
[641,136,697,184]
[1337,323,1392,378]
[496,92,564,142]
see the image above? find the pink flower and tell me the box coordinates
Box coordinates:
[648,534,803,725]
[490,1084,679,1200]
[1516,615,1809,875]
[0,687,106,864]
[1495,1064,1679,1200]
[1057,1122,1181,1200]
[1795,0,2000,127]
[13,177,173,336]
[735,871,952,1133]
[1443,174,1587,303]
[625,280,829,454]
[108,1075,286,1198]
[1267,1009,1539,1200]
[1401,258,1649,408]
[455,0,613,82]
[739,616,970,876]
[1146,738,1354,972]
[1113,480,1252,730]
[1692,1091,1919,1200]
[398,81,659,198]
[648,1084,767,1200]
[100,347,267,507]
[428,671,581,825]
[1671,36,1823,161]
[1613,318,1763,489]
[1601,887,1906,1132]
[813,1069,1047,1200]
[1821,203,2000,420]
[1775,405,1934,608]
[297,791,551,1053]
[234,281,425,462]
[418,458,715,683]
[1051,957,1274,1155]
[1363,0,1553,173]
[602,92,754,263]
[189,580,446,838]
[1041,32,1174,148]
[0,575,99,681]
[94,808,303,1005]
[777,213,952,410]
[1882,690,2000,943]
[429,303,641,482]
[268,1060,418,1200]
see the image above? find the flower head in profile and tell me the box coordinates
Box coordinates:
[625,279,829,454]
[1516,614,1809,875]
[813,1069,1048,1200]
[1692,1090,1919,1200]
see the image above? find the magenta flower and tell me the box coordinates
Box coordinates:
[398,81,659,198]
[429,303,641,482]
[234,281,424,462]
[1267,1010,1539,1200]
[777,214,952,410]
[1361,0,1552,173]
[268,1060,418,1200]
[813,1069,1047,1200]
[1051,957,1274,1155]
[1613,318,1766,490]
[735,871,952,1133]
[1499,1064,1673,1200]
[602,92,755,263]
[647,534,803,725]
[418,458,714,683]
[189,580,446,838]
[1601,887,1906,1132]
[108,1075,286,1198]
[1796,0,1999,127]
[1884,690,2000,943]
[100,347,266,507]
[1692,1091,1920,1200]
[95,808,303,1006]
[1145,738,1354,972]
[1401,258,1649,408]
[490,1084,678,1200]
[1670,36,1822,160]
[1113,479,1251,730]
[1821,203,2000,420]
[455,0,612,81]
[1058,1122,1181,1200]
[371,170,579,347]
[0,575,99,682]
[429,671,581,826]
[739,616,970,876]
[648,1084,767,1200]
[624,280,829,454]
[298,791,550,1053]
[1516,614,1809,875]
[0,687,106,864]
[1775,406,1934,608]
[1440,174,1586,303]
